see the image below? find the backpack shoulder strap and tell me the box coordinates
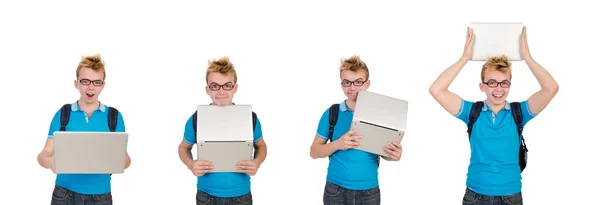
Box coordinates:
[192,111,198,138]
[467,101,484,139]
[509,102,523,138]
[59,104,71,131]
[107,107,119,132]
[252,111,257,130]
[328,104,340,142]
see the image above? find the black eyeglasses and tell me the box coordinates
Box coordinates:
[79,79,104,87]
[208,82,235,91]
[341,79,367,87]
[483,79,511,88]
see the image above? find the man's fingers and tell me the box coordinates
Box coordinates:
[351,135,363,141]
[345,140,361,147]
[237,164,256,170]
[383,145,395,152]
[347,129,359,136]
[196,161,212,166]
[383,148,398,160]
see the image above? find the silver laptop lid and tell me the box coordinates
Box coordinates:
[469,22,524,61]
[196,104,253,142]
[53,131,128,174]
[353,90,408,132]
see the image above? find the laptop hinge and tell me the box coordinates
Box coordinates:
[359,121,399,132]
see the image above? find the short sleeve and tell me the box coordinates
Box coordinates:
[520,100,537,126]
[183,114,196,145]
[253,116,263,142]
[47,109,62,138]
[454,99,474,125]
[116,112,126,132]
[316,107,332,140]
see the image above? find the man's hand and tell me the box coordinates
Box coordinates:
[382,142,403,161]
[520,26,533,61]
[461,27,475,61]
[49,158,56,174]
[333,129,363,151]
[188,160,213,176]
[42,156,56,174]
[237,160,259,176]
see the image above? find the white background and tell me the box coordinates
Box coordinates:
[1,0,598,204]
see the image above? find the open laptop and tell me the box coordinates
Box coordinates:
[351,90,408,157]
[469,22,524,61]
[53,132,128,174]
[196,104,254,172]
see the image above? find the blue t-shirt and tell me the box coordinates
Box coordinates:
[455,99,536,196]
[315,101,379,190]
[183,111,263,198]
[47,102,126,194]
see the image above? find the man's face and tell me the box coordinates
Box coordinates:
[205,72,237,106]
[340,70,370,102]
[74,67,105,104]
[480,70,511,106]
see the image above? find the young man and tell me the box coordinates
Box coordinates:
[429,27,559,205]
[309,55,403,205]
[178,57,267,205]
[37,54,132,205]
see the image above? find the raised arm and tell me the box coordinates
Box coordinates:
[429,27,474,115]
[520,27,559,115]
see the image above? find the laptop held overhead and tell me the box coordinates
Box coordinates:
[195,104,254,172]
[351,90,408,157]
[469,22,524,61]
[53,132,128,174]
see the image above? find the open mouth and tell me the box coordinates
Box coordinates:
[86,93,95,98]
[492,93,504,99]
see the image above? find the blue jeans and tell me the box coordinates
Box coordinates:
[50,185,112,205]
[462,188,523,205]
[323,182,380,205]
[196,190,252,205]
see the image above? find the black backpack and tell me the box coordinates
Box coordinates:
[59,104,119,132]
[467,101,528,172]
[327,104,380,167]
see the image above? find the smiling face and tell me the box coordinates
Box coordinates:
[341,69,370,102]
[480,55,512,107]
[204,57,238,106]
[480,70,511,106]
[205,72,237,106]
[339,55,371,102]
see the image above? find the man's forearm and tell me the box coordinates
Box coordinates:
[254,146,267,168]
[524,58,558,92]
[178,147,194,169]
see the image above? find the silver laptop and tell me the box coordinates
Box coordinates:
[53,132,128,174]
[196,104,254,172]
[469,22,524,61]
[351,90,408,157]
